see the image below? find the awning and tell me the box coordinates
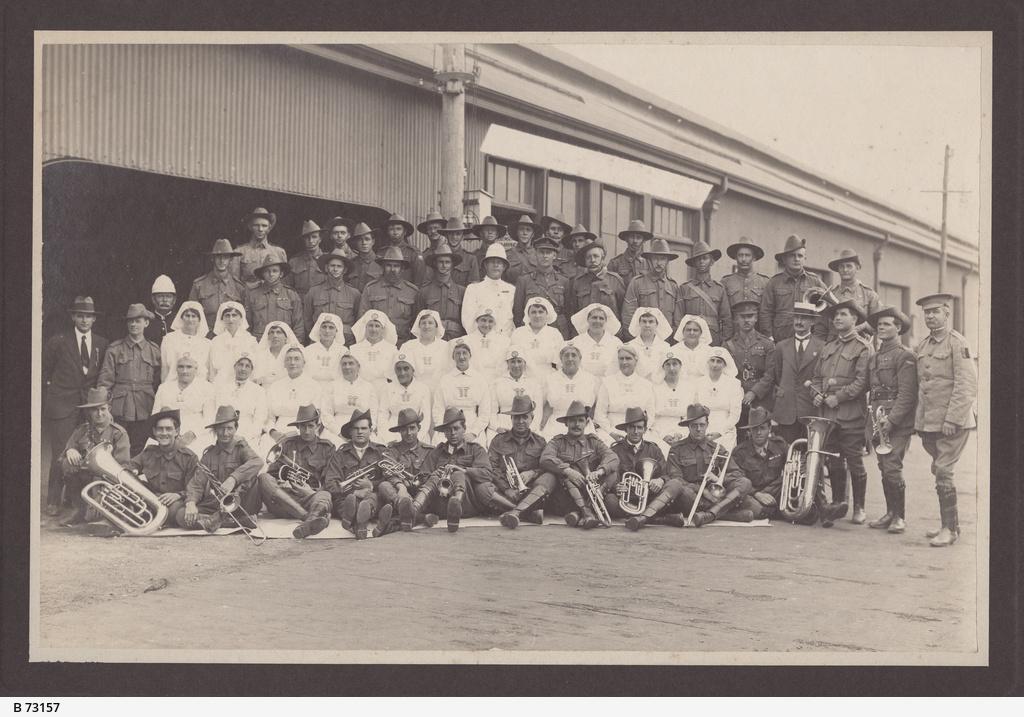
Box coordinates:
[480,124,714,210]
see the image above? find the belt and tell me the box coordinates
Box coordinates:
[871,389,897,400]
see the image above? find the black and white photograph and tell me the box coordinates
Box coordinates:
[29,31,990,667]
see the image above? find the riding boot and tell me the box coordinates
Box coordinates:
[398,495,415,531]
[828,457,848,506]
[869,482,895,529]
[850,473,868,524]
[564,483,588,527]
[354,498,373,540]
[888,484,906,533]
[930,489,959,547]
[446,490,464,533]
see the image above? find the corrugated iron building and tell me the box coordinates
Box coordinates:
[42,42,981,348]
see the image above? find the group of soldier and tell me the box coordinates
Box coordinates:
[44,207,977,546]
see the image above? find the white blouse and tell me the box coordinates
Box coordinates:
[160,332,213,383]
[593,371,656,444]
[325,377,381,439]
[625,337,672,381]
[569,331,622,379]
[398,337,452,387]
[213,378,268,452]
[674,343,711,383]
[207,330,259,383]
[378,377,433,445]
[253,346,291,386]
[541,368,599,439]
[304,340,346,386]
[265,374,323,436]
[152,379,216,450]
[458,331,511,382]
[509,325,562,380]
[649,375,697,452]
[349,340,399,387]
[490,374,545,435]
[432,368,493,443]
[693,374,744,450]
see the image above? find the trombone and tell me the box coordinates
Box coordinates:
[686,442,732,527]
[617,458,656,516]
[196,461,267,545]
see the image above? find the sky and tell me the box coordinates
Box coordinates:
[555,39,985,242]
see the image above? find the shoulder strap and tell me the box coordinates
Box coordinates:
[688,283,717,312]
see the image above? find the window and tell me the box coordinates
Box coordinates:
[600,186,643,245]
[950,295,962,334]
[486,158,538,210]
[879,281,912,344]
[652,201,699,242]
[547,173,588,226]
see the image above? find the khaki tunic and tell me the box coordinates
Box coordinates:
[245,282,306,343]
[286,249,326,297]
[190,272,247,331]
[607,250,650,288]
[914,329,977,431]
[678,278,731,345]
[303,278,362,345]
[622,273,681,334]
[358,278,419,343]
[810,333,872,428]
[128,443,198,497]
[97,337,161,421]
[758,270,827,341]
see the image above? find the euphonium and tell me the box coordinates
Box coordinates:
[617,458,657,516]
[265,441,316,489]
[802,284,840,312]
[502,454,528,494]
[686,442,732,526]
[81,442,169,536]
[779,415,840,523]
[870,405,893,455]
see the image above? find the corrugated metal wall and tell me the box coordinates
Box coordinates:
[42,44,446,223]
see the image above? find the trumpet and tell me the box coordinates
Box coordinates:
[802,284,840,312]
[870,404,893,455]
[196,460,267,545]
[686,442,732,526]
[618,458,657,516]
[80,442,169,536]
[265,440,317,490]
[502,454,529,494]
[779,416,840,523]
[571,452,612,527]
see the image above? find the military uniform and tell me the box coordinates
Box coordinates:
[412,441,491,527]
[359,277,419,343]
[286,248,326,298]
[387,241,428,286]
[868,336,918,525]
[245,282,306,343]
[724,330,777,424]
[607,249,650,288]
[513,266,570,338]
[505,243,538,286]
[304,280,361,349]
[416,275,467,339]
[260,434,334,522]
[721,270,770,332]
[678,277,731,346]
[346,251,383,294]
[811,331,872,512]
[128,440,199,519]
[828,281,881,340]
[179,438,263,527]
[322,441,389,523]
[608,437,680,520]
[189,271,248,333]
[914,327,977,539]
[724,435,788,519]
[565,269,626,334]
[621,273,681,335]
[487,429,550,518]
[759,270,827,342]
[60,420,131,518]
[449,247,481,288]
[666,435,752,505]
[538,432,619,520]
[236,241,288,290]
[144,309,176,347]
[97,336,162,455]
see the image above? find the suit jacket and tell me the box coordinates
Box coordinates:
[42,331,109,420]
[761,335,824,426]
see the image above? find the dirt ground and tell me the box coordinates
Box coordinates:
[34,433,980,660]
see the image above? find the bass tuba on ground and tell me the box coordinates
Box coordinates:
[779,415,840,523]
[618,458,657,516]
[81,442,169,536]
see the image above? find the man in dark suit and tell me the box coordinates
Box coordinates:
[42,296,109,515]
[760,301,824,445]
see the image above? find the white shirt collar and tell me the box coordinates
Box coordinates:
[75,327,92,343]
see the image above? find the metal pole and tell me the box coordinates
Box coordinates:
[438,44,468,220]
[939,145,950,292]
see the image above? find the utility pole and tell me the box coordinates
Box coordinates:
[435,45,475,220]
[921,145,970,293]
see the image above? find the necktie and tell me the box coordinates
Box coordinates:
[796,338,806,362]
[80,335,90,373]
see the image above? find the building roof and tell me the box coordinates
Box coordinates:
[301,42,979,270]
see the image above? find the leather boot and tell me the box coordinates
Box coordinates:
[869,482,895,529]
[354,498,373,540]
[648,513,689,528]
[564,510,580,527]
[930,491,959,547]
[689,511,715,527]
[446,491,463,533]
[721,508,755,523]
[850,474,867,524]
[828,459,848,507]
[888,485,906,533]
[578,506,599,530]
[371,503,394,538]
[500,510,521,529]
[488,491,518,514]
[398,495,415,531]
[408,491,430,531]
[340,494,358,533]
[293,505,330,539]
[707,488,741,519]
[514,484,547,513]
[521,509,544,524]
[625,515,647,531]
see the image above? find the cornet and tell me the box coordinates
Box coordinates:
[378,457,423,489]
[502,455,529,495]
[617,458,656,516]
[435,464,457,498]
[196,460,267,545]
[870,405,893,455]
[686,442,731,526]
[80,442,169,536]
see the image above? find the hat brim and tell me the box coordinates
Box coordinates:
[245,212,277,227]
[254,262,291,278]
[677,413,709,427]
[481,255,510,268]
[436,227,470,235]
[68,307,101,315]
[376,255,410,266]
[340,410,372,439]
[542,217,574,233]
[424,252,462,268]
[76,399,109,409]
[614,418,647,431]
[388,414,423,432]
[205,416,239,429]
[123,312,156,321]
[149,409,180,426]
[823,302,867,323]
[866,310,911,335]
[434,416,466,432]
[417,219,446,234]
[317,254,349,271]
[641,250,679,261]
[206,250,243,258]
[384,221,415,237]
[555,411,589,424]
[737,415,772,430]
[618,230,653,241]
[828,256,861,271]
[473,223,508,236]
[685,249,722,266]
[726,243,765,261]
[287,415,321,428]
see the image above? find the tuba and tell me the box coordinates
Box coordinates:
[686,442,732,526]
[617,458,657,516]
[779,415,840,523]
[802,284,840,312]
[870,404,893,455]
[81,442,169,536]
